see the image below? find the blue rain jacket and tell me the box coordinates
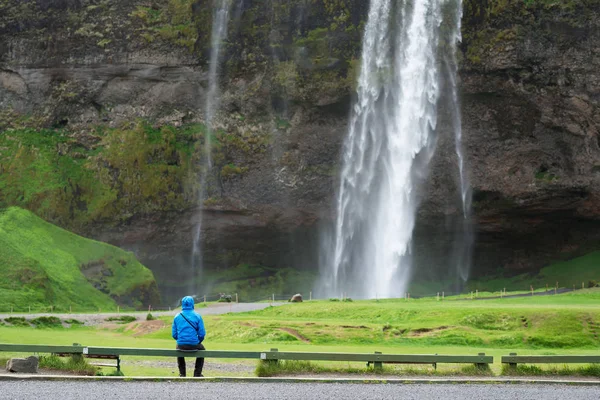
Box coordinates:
[172,296,206,346]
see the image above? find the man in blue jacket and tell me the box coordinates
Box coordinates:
[172,296,206,377]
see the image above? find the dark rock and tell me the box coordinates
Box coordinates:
[6,356,38,373]
[290,294,303,303]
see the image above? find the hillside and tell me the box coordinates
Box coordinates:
[0,207,160,311]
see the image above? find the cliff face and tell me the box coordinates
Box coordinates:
[1,0,599,299]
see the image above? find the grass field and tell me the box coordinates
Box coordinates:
[0,207,159,312]
[1,289,599,377]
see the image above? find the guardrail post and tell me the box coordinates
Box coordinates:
[508,352,518,370]
[373,351,383,370]
[268,348,279,366]
[476,353,487,370]
[72,343,83,363]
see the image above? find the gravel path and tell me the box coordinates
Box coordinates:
[2,381,600,400]
[0,303,286,326]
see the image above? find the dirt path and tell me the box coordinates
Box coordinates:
[0,303,286,326]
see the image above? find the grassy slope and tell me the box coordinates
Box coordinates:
[410,251,600,296]
[0,207,158,311]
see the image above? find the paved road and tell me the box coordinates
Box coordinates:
[2,381,599,400]
[0,303,285,325]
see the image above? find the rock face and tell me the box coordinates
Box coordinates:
[6,356,39,373]
[1,1,599,300]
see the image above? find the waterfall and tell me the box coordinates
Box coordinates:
[444,0,473,284]
[323,0,465,299]
[190,0,233,293]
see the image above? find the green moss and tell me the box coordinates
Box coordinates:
[221,164,248,180]
[0,121,205,227]
[129,0,198,52]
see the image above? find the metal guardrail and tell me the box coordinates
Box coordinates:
[0,344,492,371]
[502,353,600,368]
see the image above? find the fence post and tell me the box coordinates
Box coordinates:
[69,305,72,314]
[476,290,478,298]
[442,292,444,300]
[236,293,238,303]
[508,352,518,370]
[72,343,83,363]
[309,291,312,301]
[204,295,206,304]
[272,294,275,304]
[373,351,383,370]
[268,348,279,366]
[476,353,488,370]
[437,292,439,301]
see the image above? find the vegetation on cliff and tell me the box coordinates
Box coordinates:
[0,121,203,228]
[0,207,160,311]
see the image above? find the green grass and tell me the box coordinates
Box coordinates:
[410,251,600,296]
[0,207,159,312]
[464,252,600,293]
[502,364,600,377]
[39,354,98,375]
[1,290,599,377]
[254,360,493,377]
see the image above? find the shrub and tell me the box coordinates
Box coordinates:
[64,319,84,325]
[106,316,136,324]
[30,316,62,328]
[218,294,232,303]
[146,313,155,321]
[4,317,30,327]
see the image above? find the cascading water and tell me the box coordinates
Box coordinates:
[443,0,473,285]
[322,0,465,299]
[190,0,233,293]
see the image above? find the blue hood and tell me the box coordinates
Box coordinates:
[181,296,195,311]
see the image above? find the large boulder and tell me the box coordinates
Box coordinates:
[289,294,303,303]
[6,356,38,373]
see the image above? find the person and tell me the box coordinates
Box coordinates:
[172,296,206,377]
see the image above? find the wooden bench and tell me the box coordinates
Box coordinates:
[52,343,121,371]
[54,352,121,371]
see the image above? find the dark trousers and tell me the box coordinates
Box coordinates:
[176,343,205,377]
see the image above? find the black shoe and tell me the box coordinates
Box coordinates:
[194,373,204,377]
[179,374,186,377]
